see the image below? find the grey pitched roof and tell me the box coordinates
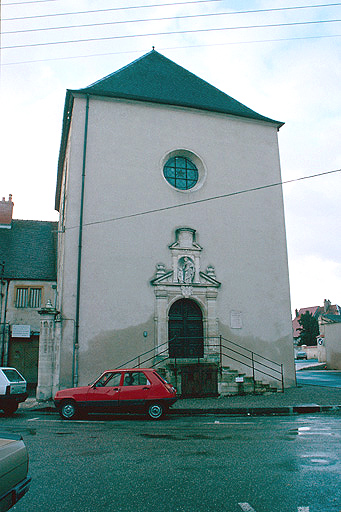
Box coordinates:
[56,50,283,209]
[321,314,341,323]
[0,220,57,280]
[77,50,282,125]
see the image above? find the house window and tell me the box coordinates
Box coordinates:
[29,288,42,308]
[15,287,42,308]
[15,288,28,308]
[163,156,199,190]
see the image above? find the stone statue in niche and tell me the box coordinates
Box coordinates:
[177,256,195,284]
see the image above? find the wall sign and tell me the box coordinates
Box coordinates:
[231,310,243,329]
[11,325,31,338]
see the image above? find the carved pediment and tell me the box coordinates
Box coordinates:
[169,227,202,252]
[151,228,221,290]
[151,266,220,288]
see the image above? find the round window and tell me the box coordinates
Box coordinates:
[163,156,199,190]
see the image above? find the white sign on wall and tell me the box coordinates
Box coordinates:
[11,325,31,338]
[231,310,243,329]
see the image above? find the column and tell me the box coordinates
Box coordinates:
[36,300,59,401]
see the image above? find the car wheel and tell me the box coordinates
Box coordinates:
[59,400,78,420]
[2,402,19,416]
[147,403,164,420]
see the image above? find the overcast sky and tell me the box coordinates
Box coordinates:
[1,0,340,316]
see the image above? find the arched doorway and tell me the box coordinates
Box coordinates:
[168,298,204,358]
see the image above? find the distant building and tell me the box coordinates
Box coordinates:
[0,195,57,388]
[319,312,341,369]
[292,300,341,344]
[48,50,295,398]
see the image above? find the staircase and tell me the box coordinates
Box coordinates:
[116,336,284,397]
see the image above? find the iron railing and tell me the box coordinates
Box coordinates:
[116,335,284,392]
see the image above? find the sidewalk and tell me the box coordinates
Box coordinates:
[171,384,341,416]
[20,384,341,416]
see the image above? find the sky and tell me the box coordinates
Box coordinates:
[1,0,340,316]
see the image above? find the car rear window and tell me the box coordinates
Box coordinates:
[123,372,149,386]
[153,372,168,385]
[2,369,25,382]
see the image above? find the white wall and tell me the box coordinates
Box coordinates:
[322,323,341,369]
[57,95,295,387]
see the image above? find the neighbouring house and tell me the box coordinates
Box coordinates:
[0,195,57,389]
[292,300,340,343]
[292,300,340,360]
[42,50,296,399]
[318,314,341,369]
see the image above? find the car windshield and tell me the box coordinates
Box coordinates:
[2,369,25,382]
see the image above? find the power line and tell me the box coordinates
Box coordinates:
[5,0,58,4]
[63,169,341,231]
[2,0,225,20]
[3,3,341,35]
[3,18,341,50]
[4,0,341,22]
[3,33,340,66]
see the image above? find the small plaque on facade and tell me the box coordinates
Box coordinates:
[11,325,31,338]
[231,310,243,329]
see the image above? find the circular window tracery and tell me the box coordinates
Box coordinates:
[163,156,199,190]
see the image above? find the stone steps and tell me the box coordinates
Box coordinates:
[154,360,279,396]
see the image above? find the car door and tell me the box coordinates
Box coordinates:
[85,371,122,412]
[118,371,151,410]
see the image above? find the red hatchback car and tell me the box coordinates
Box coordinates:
[54,368,177,420]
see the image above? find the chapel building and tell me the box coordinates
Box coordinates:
[48,50,295,398]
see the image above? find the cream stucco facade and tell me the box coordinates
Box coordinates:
[51,51,295,397]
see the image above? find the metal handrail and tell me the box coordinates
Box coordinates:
[115,334,284,392]
[116,339,171,369]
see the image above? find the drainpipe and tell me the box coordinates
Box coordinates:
[73,94,90,387]
[1,279,9,366]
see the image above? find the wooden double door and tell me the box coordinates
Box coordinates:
[168,299,204,358]
[168,299,218,397]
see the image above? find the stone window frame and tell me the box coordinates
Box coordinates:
[161,149,206,193]
[15,286,43,309]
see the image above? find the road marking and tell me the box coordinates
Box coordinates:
[238,504,309,512]
[204,422,253,425]
[26,419,109,424]
[27,417,39,421]
[238,503,256,512]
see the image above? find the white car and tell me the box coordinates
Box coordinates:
[0,368,28,416]
[296,351,307,360]
[0,432,31,511]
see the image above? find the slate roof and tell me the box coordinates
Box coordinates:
[0,220,57,280]
[76,50,282,125]
[56,50,283,209]
[320,314,341,324]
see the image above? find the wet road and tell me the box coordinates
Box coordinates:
[3,410,340,512]
[296,370,341,388]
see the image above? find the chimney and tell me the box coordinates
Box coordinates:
[0,194,14,228]
[324,299,331,313]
